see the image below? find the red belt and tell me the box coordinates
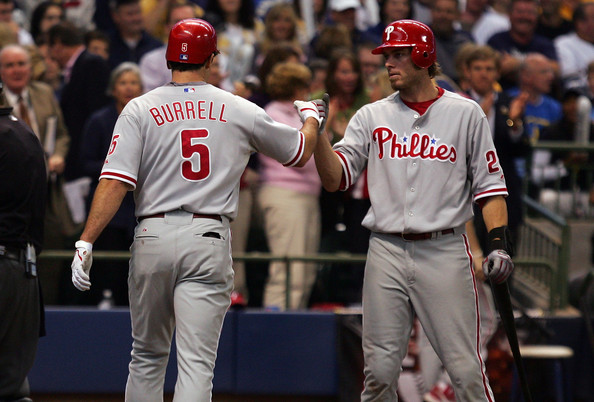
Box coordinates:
[390,228,455,241]
[139,213,222,222]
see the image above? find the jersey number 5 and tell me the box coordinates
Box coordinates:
[485,150,501,174]
[181,129,211,181]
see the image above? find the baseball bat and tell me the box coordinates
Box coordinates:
[490,281,533,402]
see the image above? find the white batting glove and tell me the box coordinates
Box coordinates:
[311,93,329,134]
[71,240,93,291]
[293,99,325,129]
[483,249,514,284]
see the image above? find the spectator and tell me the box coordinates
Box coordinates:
[464,44,530,245]
[62,0,96,31]
[319,48,369,142]
[0,76,47,402]
[412,0,433,25]
[460,0,510,45]
[508,53,562,142]
[555,2,594,90]
[430,0,474,83]
[0,21,17,48]
[368,69,393,102]
[319,0,380,49]
[253,2,306,70]
[308,57,328,94]
[509,53,562,196]
[29,1,63,45]
[294,0,328,40]
[139,0,198,92]
[78,62,142,306]
[32,36,61,92]
[107,0,163,71]
[203,0,262,90]
[0,0,34,45]
[357,40,384,94]
[258,61,322,310]
[309,23,352,61]
[536,0,573,40]
[487,0,558,90]
[0,44,74,305]
[249,42,301,108]
[47,21,111,223]
[367,0,413,41]
[142,0,204,41]
[454,42,480,92]
[85,29,110,60]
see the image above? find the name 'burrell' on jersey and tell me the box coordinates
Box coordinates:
[149,99,227,126]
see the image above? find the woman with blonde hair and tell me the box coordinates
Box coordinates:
[258,61,322,310]
[254,2,306,67]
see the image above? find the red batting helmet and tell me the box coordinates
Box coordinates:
[371,19,436,69]
[166,18,219,65]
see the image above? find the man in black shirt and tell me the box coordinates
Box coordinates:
[0,80,47,402]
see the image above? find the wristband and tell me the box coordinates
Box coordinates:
[487,225,514,256]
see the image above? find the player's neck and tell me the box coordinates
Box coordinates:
[171,70,207,84]
[399,81,439,103]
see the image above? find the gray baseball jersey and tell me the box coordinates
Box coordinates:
[333,90,508,233]
[338,89,505,401]
[100,82,305,219]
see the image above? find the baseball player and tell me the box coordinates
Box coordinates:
[309,20,514,401]
[69,18,325,401]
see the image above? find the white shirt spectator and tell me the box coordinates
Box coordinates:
[555,32,594,89]
[472,7,510,45]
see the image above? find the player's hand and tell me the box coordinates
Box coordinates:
[483,249,514,284]
[293,98,326,129]
[71,240,93,291]
[311,93,329,134]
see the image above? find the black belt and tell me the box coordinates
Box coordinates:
[389,228,455,241]
[0,245,24,261]
[139,213,222,222]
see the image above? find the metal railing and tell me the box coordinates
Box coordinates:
[513,195,571,311]
[38,250,367,310]
[40,194,572,312]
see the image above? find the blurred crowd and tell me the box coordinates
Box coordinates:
[7,0,594,309]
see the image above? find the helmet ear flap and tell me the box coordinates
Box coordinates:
[411,45,434,69]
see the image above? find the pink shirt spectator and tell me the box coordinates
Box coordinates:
[261,100,321,196]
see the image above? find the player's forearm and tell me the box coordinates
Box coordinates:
[314,132,343,192]
[294,117,319,167]
[79,178,131,244]
[480,196,508,232]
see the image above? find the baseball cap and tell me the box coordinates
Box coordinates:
[329,0,360,12]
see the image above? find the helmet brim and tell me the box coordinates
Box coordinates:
[371,43,414,55]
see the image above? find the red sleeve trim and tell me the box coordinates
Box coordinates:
[283,131,305,167]
[335,151,350,190]
[473,188,508,202]
[100,171,137,187]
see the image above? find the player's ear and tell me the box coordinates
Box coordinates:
[205,53,215,69]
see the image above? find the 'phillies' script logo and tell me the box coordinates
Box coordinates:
[373,127,457,163]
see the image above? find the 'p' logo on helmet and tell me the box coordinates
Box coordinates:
[182,43,188,52]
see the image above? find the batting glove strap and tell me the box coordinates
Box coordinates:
[487,225,514,257]
[72,240,93,291]
[483,249,514,284]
